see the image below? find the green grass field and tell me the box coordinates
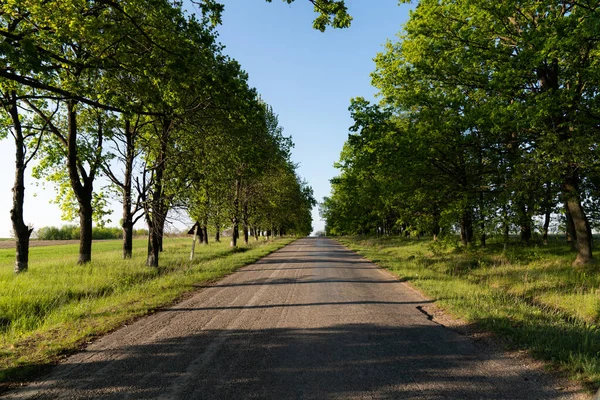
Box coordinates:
[336,236,600,392]
[0,236,295,385]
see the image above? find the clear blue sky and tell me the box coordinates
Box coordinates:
[0,0,411,238]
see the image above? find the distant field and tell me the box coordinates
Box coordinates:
[0,237,152,249]
[338,236,600,392]
[0,240,78,249]
[0,236,296,387]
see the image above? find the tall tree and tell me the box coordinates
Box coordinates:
[0,88,45,272]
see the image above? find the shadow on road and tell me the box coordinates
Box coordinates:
[19,323,568,399]
[239,266,378,272]
[257,258,372,265]
[161,299,436,312]
[195,277,401,289]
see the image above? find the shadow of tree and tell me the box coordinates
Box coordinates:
[6,323,576,399]
[3,237,589,398]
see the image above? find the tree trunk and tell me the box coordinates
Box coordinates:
[122,218,133,259]
[542,209,551,245]
[145,121,170,267]
[500,205,510,245]
[146,227,160,267]
[202,224,208,245]
[8,94,33,273]
[14,229,32,274]
[158,219,165,252]
[230,179,240,247]
[520,223,532,244]
[563,172,593,266]
[587,219,594,251]
[230,222,238,247]
[146,207,165,267]
[122,119,134,259]
[198,224,204,243]
[79,202,93,264]
[460,211,473,246]
[242,200,249,245]
[541,182,553,245]
[565,204,576,250]
[146,209,165,268]
[215,224,220,242]
[518,203,532,244]
[478,194,486,247]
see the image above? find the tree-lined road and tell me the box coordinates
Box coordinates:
[7,238,583,399]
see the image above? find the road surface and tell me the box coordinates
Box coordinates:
[7,238,585,399]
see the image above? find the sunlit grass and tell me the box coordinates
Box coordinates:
[0,236,295,384]
[337,236,600,391]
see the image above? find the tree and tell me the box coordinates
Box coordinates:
[29,101,112,264]
[1,0,182,264]
[195,0,352,31]
[323,0,600,266]
[413,0,599,264]
[1,0,319,269]
[0,88,46,272]
[103,116,147,259]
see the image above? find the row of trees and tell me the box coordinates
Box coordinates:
[1,0,316,272]
[321,0,600,266]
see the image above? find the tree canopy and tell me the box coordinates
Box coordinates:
[196,0,352,31]
[322,0,600,266]
[1,0,316,270]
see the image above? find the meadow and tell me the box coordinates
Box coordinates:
[0,236,295,385]
[337,235,600,392]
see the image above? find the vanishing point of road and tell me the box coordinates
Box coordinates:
[7,238,585,399]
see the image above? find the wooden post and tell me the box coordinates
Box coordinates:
[189,222,199,261]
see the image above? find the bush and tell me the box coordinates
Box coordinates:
[35,225,129,240]
[35,225,79,240]
[92,227,122,240]
[133,228,149,237]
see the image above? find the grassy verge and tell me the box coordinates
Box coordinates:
[336,236,600,392]
[0,236,295,385]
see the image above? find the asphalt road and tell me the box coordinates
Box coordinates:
[7,238,585,399]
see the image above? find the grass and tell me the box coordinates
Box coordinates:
[0,235,295,385]
[336,235,600,392]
